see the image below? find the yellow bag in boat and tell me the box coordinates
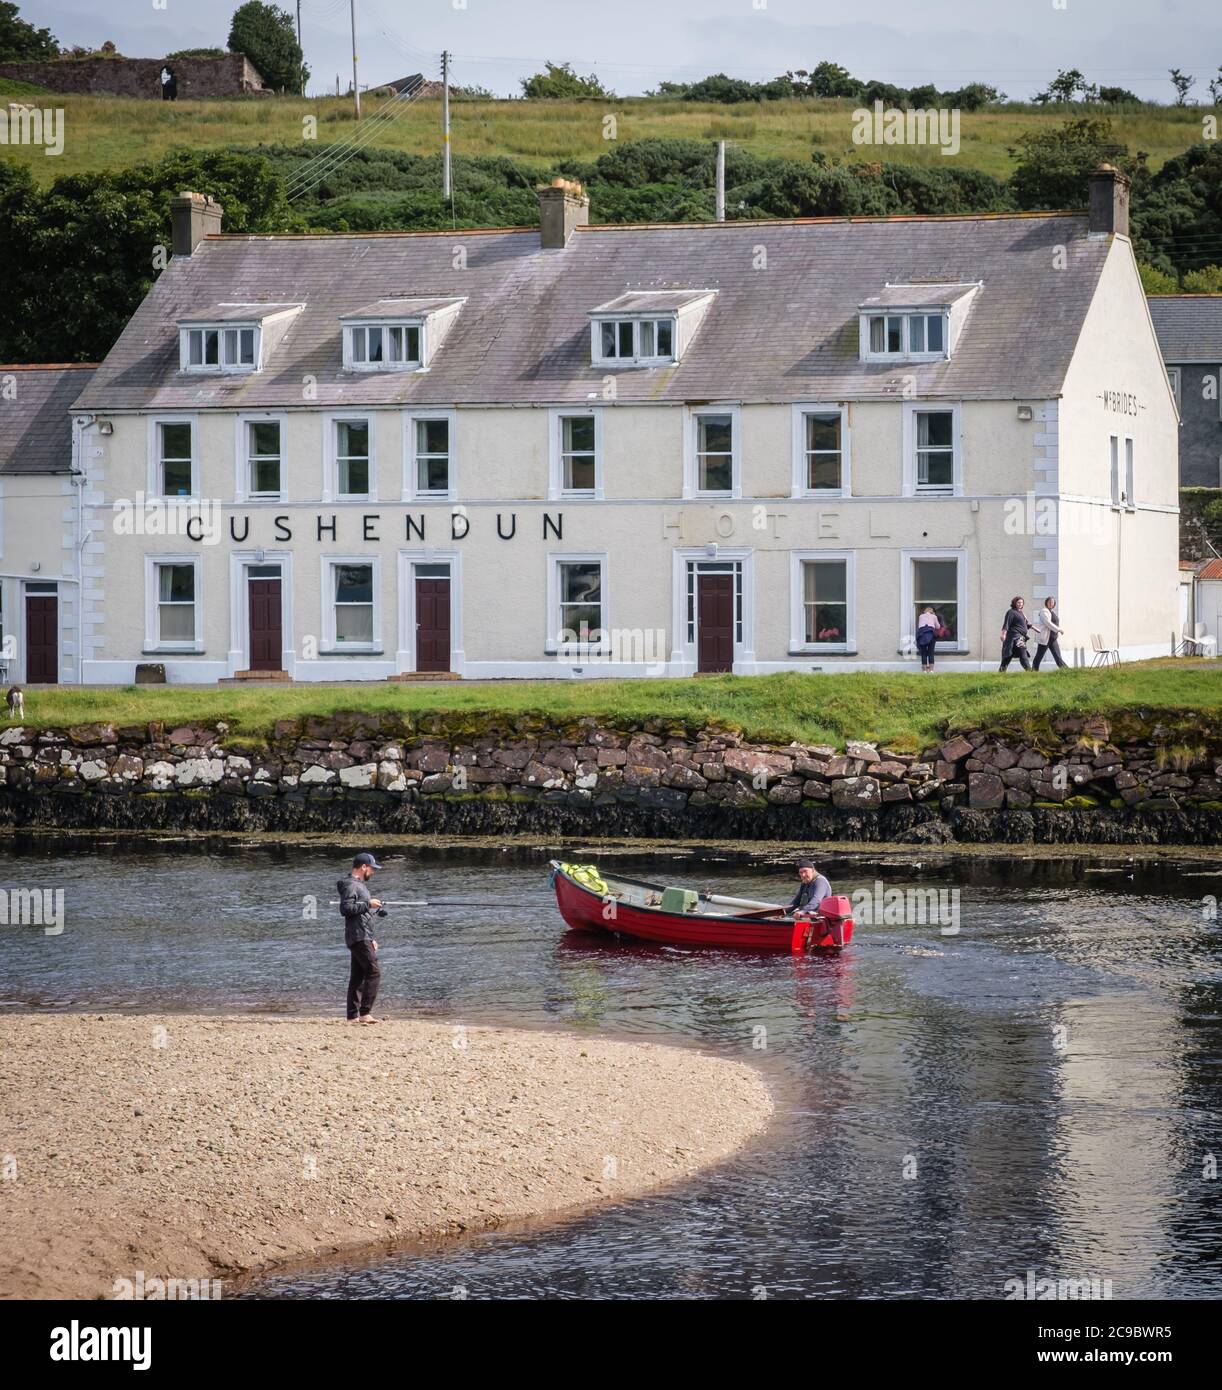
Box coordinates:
[560,862,610,896]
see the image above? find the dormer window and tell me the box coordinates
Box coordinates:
[866,313,945,357]
[346,323,421,371]
[598,317,675,364]
[177,303,302,376]
[590,289,715,368]
[340,297,465,374]
[858,283,979,363]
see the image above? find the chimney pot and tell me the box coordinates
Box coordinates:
[1088,164,1130,238]
[170,190,224,257]
[537,180,589,250]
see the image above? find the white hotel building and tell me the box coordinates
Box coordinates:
[0,169,1180,684]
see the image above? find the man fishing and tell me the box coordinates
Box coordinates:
[337,851,383,1025]
[788,858,831,915]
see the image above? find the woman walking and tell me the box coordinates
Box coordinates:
[1033,596,1067,670]
[999,596,1032,671]
[915,605,940,672]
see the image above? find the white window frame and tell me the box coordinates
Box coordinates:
[147,416,198,500]
[900,548,967,655]
[234,412,288,504]
[791,403,851,498]
[323,413,376,503]
[590,316,677,367]
[179,323,261,375]
[546,553,609,655]
[548,407,603,500]
[860,311,948,362]
[684,404,740,499]
[320,555,382,654]
[790,551,855,654]
[404,410,456,502]
[669,547,756,673]
[343,321,424,373]
[1167,366,1181,409]
[144,554,203,653]
[902,402,962,497]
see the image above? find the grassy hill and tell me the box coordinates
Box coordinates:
[4,92,1209,185]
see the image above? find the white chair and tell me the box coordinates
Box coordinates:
[1090,633,1120,667]
[1186,624,1218,658]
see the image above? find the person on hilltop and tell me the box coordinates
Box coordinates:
[999,596,1033,672]
[337,851,383,1024]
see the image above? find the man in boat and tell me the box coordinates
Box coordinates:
[788,859,831,916]
[337,852,383,1025]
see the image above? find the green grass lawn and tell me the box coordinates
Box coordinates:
[5,93,1208,184]
[15,663,1222,750]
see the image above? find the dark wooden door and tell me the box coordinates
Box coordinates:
[25,595,58,684]
[248,578,282,671]
[415,576,451,673]
[697,573,734,673]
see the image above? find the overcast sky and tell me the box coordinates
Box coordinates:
[27,0,1222,100]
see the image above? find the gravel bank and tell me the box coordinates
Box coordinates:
[0,1014,772,1300]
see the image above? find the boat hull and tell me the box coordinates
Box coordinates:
[551,863,850,953]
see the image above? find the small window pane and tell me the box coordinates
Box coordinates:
[914,558,958,640]
[803,560,848,643]
[367,327,383,363]
[335,605,374,643]
[563,416,596,454]
[159,564,194,603]
[417,418,448,455]
[160,422,191,459]
[869,316,884,352]
[239,328,256,365]
[250,421,281,457]
[405,325,420,363]
[926,315,945,352]
[617,322,633,356]
[656,320,673,357]
[908,315,925,352]
[640,321,655,357]
[601,322,616,358]
[188,330,203,366]
[335,564,373,604]
[918,411,953,448]
[162,460,192,495]
[350,328,367,363]
[223,328,238,364]
[886,317,903,352]
[336,420,368,458]
[204,330,219,365]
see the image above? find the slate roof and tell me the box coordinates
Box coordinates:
[73,212,1112,413]
[1147,295,1222,362]
[178,303,303,323]
[0,365,96,475]
[858,282,979,310]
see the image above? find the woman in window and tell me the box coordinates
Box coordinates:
[916,606,940,673]
[999,597,1033,672]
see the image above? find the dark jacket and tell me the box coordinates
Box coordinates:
[337,873,376,947]
[788,874,831,913]
[1002,606,1029,646]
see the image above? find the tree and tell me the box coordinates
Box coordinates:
[227,2,307,93]
[1181,265,1222,291]
[1169,68,1195,105]
[1209,68,1222,105]
[809,61,862,99]
[0,1,57,60]
[1138,262,1179,293]
[520,62,613,99]
[1099,86,1140,105]
[1008,118,1146,210]
[1034,68,1090,104]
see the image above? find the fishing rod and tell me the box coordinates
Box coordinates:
[325,898,530,908]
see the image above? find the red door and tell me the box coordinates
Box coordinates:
[25,594,58,684]
[697,573,734,673]
[415,576,451,673]
[248,578,282,671]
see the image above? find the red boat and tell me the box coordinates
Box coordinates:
[549,861,854,953]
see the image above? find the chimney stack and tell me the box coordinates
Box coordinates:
[538,178,589,250]
[1088,164,1130,238]
[170,191,224,257]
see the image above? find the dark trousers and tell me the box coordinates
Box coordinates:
[999,638,1032,671]
[916,637,937,668]
[347,940,381,1019]
[1033,637,1066,669]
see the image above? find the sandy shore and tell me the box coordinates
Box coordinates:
[0,1013,772,1299]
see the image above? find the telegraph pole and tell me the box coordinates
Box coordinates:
[295,1,303,95]
[442,51,452,198]
[350,0,361,119]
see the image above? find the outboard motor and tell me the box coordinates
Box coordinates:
[815,894,855,948]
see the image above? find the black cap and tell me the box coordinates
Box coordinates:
[796,858,815,870]
[353,852,383,870]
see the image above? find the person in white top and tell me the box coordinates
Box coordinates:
[1032,596,1067,670]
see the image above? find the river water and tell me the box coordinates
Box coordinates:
[2,837,1220,1300]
